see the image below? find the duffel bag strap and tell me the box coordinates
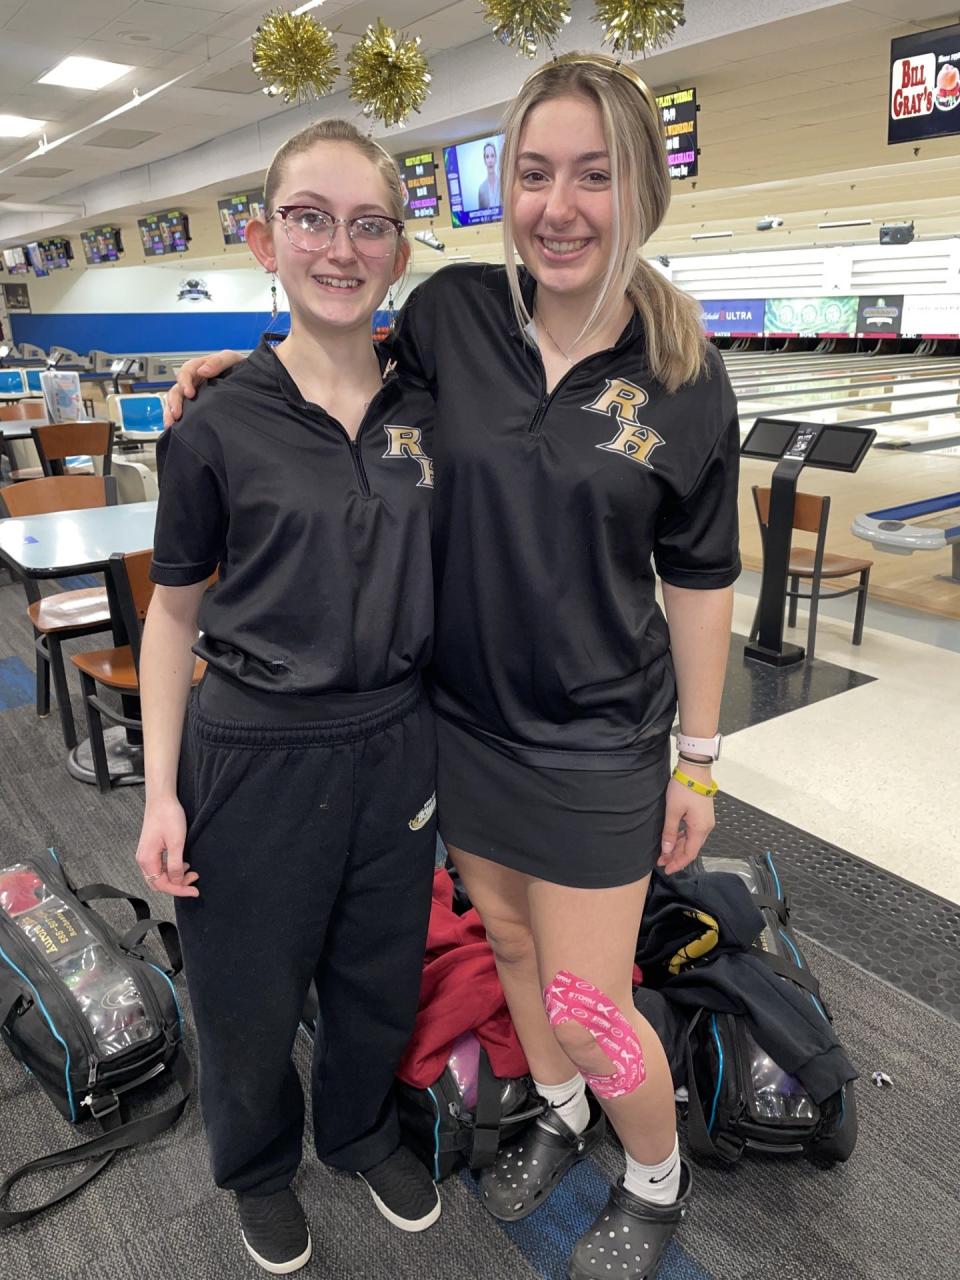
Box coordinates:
[0,1049,193,1228]
[467,1047,502,1170]
[120,918,183,977]
[682,1011,744,1166]
[752,949,825,1004]
[73,883,152,922]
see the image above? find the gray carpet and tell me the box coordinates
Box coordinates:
[1,575,958,1280]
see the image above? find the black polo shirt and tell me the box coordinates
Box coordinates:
[391,264,740,766]
[150,338,435,694]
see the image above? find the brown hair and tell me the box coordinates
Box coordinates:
[500,54,707,393]
[264,118,406,225]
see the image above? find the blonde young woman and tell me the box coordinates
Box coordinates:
[169,54,739,1280]
[137,120,442,1275]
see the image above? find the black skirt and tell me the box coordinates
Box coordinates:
[436,715,670,889]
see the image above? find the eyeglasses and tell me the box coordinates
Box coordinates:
[270,206,404,259]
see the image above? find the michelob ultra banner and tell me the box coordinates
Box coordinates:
[889,22,960,144]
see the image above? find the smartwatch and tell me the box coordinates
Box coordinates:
[676,733,722,762]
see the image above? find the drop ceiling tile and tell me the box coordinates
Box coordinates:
[17,165,73,178]
[192,63,262,94]
[85,127,161,148]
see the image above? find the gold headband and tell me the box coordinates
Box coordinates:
[525,52,659,119]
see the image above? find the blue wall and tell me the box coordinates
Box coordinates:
[10,308,391,353]
[10,311,291,353]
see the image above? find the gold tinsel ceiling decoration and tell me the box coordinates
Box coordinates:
[346,20,432,129]
[251,9,339,104]
[592,0,686,57]
[480,0,572,57]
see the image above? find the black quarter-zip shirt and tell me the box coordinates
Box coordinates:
[150,337,435,694]
[391,264,740,766]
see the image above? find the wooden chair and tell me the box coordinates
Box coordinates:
[750,486,873,662]
[0,401,46,420]
[71,550,206,792]
[31,420,113,478]
[0,476,118,748]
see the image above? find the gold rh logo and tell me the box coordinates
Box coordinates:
[584,379,664,469]
[383,425,434,488]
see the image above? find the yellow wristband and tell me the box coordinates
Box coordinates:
[671,767,718,798]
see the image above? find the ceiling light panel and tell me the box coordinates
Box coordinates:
[38,56,133,90]
[0,114,45,137]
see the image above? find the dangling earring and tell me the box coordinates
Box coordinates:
[270,273,278,321]
[387,286,396,329]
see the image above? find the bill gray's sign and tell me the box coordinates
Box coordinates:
[889,22,960,144]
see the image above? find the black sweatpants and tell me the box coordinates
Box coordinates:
[174,669,437,1196]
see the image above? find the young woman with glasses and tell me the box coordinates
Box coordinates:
[135,119,442,1275]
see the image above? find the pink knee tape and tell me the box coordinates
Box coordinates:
[543,970,646,1100]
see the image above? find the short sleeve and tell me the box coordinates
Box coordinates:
[653,413,741,589]
[150,427,226,585]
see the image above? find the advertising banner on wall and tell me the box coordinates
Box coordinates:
[900,295,960,337]
[763,297,858,337]
[855,295,904,337]
[699,299,765,336]
[889,22,960,144]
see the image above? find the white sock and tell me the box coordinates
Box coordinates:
[532,1073,591,1134]
[623,1135,680,1206]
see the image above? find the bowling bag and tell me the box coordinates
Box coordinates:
[299,987,544,1182]
[682,852,857,1165]
[395,1032,545,1181]
[0,849,192,1226]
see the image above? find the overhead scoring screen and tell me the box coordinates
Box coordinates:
[218,191,265,246]
[138,210,190,256]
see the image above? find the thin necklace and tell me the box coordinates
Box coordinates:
[534,309,576,364]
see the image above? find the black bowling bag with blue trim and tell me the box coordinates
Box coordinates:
[0,848,192,1226]
[682,852,857,1165]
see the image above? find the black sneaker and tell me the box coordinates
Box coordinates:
[358,1145,441,1232]
[236,1188,312,1275]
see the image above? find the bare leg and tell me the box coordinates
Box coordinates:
[446,845,579,1087]
[528,874,676,1164]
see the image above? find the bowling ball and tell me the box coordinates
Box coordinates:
[0,866,49,917]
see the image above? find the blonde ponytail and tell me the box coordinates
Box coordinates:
[629,259,707,394]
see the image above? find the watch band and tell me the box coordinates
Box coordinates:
[676,732,722,762]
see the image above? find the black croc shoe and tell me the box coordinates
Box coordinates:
[567,1159,693,1280]
[480,1094,606,1222]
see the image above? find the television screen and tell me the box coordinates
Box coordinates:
[2,246,30,275]
[218,190,265,246]
[26,243,49,278]
[81,226,123,264]
[138,210,190,256]
[397,150,438,220]
[444,133,504,228]
[655,87,698,180]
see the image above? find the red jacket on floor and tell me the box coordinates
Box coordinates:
[397,869,529,1087]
